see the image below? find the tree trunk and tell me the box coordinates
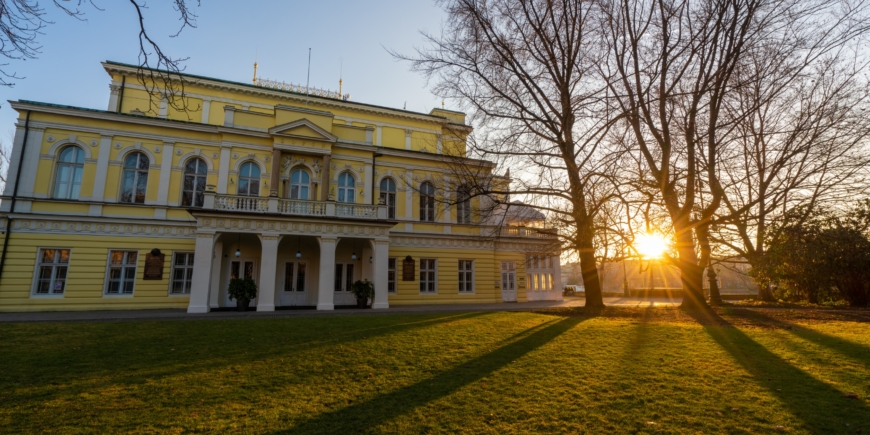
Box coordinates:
[578,229,605,309]
[757,282,775,302]
[674,226,710,310]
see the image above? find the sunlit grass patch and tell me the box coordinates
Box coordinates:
[0,309,868,434]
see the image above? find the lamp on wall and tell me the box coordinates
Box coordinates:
[296,235,302,259]
[235,233,241,257]
[369,256,373,264]
[351,239,357,260]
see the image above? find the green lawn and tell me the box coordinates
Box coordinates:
[1,308,868,434]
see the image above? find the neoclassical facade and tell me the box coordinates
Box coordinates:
[0,61,562,312]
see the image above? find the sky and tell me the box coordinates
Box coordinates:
[0,0,449,140]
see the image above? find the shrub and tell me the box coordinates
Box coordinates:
[228,277,258,302]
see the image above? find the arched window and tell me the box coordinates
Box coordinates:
[238,162,260,196]
[290,168,310,200]
[337,172,355,203]
[121,152,149,203]
[182,158,208,207]
[456,185,471,224]
[420,181,435,222]
[54,146,84,200]
[379,177,397,219]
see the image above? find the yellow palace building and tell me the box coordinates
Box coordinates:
[0,61,562,313]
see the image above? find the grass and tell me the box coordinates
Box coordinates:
[0,308,868,434]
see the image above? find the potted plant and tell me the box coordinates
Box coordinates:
[228,277,258,312]
[350,279,375,308]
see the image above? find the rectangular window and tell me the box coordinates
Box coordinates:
[420,259,437,293]
[388,258,397,293]
[285,262,295,291]
[334,264,344,291]
[458,260,474,293]
[549,273,555,290]
[537,274,543,291]
[170,252,194,294]
[106,250,138,295]
[527,274,534,291]
[34,248,70,295]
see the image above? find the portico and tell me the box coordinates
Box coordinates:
[187,198,394,313]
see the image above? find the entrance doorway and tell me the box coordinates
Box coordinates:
[501,261,517,302]
[333,263,357,305]
[280,261,309,306]
[226,258,258,307]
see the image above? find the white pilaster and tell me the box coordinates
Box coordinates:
[404,172,413,219]
[108,83,121,112]
[156,142,174,206]
[405,129,412,150]
[158,98,169,118]
[217,147,231,194]
[0,125,27,205]
[317,237,338,310]
[372,240,390,309]
[376,126,383,146]
[209,241,223,308]
[552,256,563,294]
[256,233,280,312]
[364,163,373,204]
[18,128,44,198]
[201,99,211,124]
[436,134,442,154]
[188,232,216,313]
[93,135,113,201]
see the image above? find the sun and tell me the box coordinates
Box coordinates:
[634,233,670,259]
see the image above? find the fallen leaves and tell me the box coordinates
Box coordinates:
[844,393,860,399]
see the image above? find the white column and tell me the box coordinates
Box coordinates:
[552,256,563,296]
[256,233,280,312]
[371,239,390,309]
[158,98,169,118]
[201,99,211,124]
[364,163,373,204]
[156,142,174,205]
[217,147,231,194]
[188,232,216,313]
[317,237,338,310]
[208,241,223,308]
[108,83,121,112]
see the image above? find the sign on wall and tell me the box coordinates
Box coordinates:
[402,256,415,281]
[144,253,165,280]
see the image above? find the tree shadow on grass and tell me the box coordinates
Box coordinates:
[1,311,492,405]
[746,311,870,366]
[272,316,584,435]
[688,309,870,433]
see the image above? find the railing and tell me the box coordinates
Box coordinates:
[215,195,269,212]
[498,226,559,239]
[336,204,379,219]
[279,199,326,216]
[204,192,388,220]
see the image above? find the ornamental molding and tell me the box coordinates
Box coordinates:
[7,217,196,238]
[194,216,391,240]
[389,235,494,250]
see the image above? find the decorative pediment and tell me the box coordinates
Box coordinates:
[269,119,337,143]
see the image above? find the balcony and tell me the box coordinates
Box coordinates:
[498,226,559,239]
[202,192,389,220]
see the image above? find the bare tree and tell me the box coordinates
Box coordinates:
[598,0,870,309]
[399,0,621,308]
[713,49,870,300]
[0,0,199,111]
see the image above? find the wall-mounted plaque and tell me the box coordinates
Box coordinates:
[402,256,415,281]
[144,253,165,280]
